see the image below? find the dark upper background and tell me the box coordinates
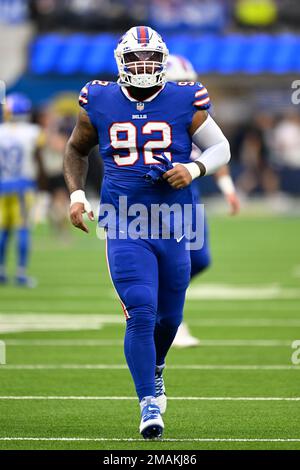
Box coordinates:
[1,0,300,198]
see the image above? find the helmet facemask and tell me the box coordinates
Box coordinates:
[115,27,169,88]
[117,50,168,88]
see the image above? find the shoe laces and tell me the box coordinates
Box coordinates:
[155,369,165,397]
[142,404,160,422]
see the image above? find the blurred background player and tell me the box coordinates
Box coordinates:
[166,55,240,348]
[0,93,44,287]
[35,93,103,236]
[37,95,76,237]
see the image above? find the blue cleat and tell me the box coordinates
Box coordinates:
[15,276,37,288]
[0,274,8,285]
[155,365,167,414]
[139,397,164,440]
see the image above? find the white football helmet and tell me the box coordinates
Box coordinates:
[166,54,197,82]
[114,26,169,88]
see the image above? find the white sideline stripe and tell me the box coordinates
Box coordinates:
[1,304,300,315]
[1,314,300,333]
[0,314,122,333]
[4,340,124,346]
[0,396,300,401]
[2,320,300,331]
[1,364,300,370]
[2,339,293,347]
[1,437,300,443]
[188,304,300,311]
[187,284,300,300]
[189,319,300,327]
[200,340,292,347]
[0,314,123,323]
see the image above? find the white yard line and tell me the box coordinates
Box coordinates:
[1,313,300,334]
[0,396,299,401]
[1,304,300,316]
[3,340,124,346]
[187,304,300,310]
[0,437,300,443]
[189,319,300,327]
[186,284,300,300]
[1,314,300,334]
[0,314,123,333]
[0,314,123,323]
[1,364,299,370]
[199,340,292,346]
[2,339,293,347]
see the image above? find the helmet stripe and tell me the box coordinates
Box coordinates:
[137,26,149,44]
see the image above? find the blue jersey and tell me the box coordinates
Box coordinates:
[79,80,210,234]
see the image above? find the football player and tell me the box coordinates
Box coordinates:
[167,55,240,348]
[0,93,44,287]
[64,26,231,439]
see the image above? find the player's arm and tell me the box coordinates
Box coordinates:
[64,108,98,233]
[214,165,240,216]
[163,111,231,189]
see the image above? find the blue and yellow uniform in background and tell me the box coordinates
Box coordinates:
[0,93,43,285]
[0,122,42,229]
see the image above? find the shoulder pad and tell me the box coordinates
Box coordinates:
[79,80,111,108]
[192,82,211,110]
[174,81,211,110]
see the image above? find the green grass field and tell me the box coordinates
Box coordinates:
[0,215,300,450]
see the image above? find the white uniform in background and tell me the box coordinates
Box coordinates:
[0,122,41,191]
[167,54,238,348]
[167,55,201,348]
[0,122,41,229]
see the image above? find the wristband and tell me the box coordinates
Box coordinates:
[216,175,235,195]
[70,190,93,217]
[174,162,202,180]
[70,190,86,206]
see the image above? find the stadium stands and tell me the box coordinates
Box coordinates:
[29,33,300,75]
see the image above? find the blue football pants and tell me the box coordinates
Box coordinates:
[106,235,191,401]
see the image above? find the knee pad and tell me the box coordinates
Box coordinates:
[125,285,156,332]
[124,284,156,311]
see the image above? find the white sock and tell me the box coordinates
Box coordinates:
[16,267,26,278]
[140,395,157,411]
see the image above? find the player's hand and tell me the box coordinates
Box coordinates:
[70,202,94,233]
[226,192,240,216]
[163,164,192,189]
[144,153,174,184]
